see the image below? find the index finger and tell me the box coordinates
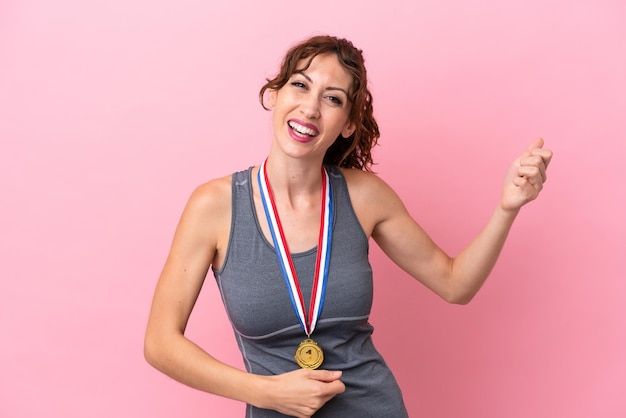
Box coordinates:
[530,147,553,170]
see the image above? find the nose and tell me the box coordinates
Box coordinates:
[300,93,321,119]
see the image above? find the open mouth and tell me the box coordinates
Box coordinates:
[288,120,319,138]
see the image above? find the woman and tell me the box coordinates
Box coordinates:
[144,35,552,417]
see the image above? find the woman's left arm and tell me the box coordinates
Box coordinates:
[363,138,552,304]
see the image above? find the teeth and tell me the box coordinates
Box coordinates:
[289,121,317,136]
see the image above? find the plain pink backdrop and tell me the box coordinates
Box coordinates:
[1,0,624,417]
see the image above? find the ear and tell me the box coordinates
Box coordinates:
[266,89,277,109]
[341,120,356,139]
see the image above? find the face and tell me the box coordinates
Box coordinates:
[267,53,356,162]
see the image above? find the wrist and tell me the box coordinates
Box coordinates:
[495,203,520,224]
[247,374,274,410]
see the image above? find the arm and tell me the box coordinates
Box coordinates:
[360,138,552,304]
[144,177,344,418]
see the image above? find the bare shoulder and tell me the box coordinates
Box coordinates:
[176,174,233,267]
[338,167,375,188]
[188,174,233,215]
[339,168,405,237]
[339,168,401,204]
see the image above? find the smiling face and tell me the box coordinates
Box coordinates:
[267,53,356,163]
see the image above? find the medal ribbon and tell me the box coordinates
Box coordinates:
[257,159,333,337]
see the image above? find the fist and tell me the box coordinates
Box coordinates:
[501,138,553,211]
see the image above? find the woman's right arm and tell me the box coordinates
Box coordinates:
[144,177,258,399]
[143,177,344,418]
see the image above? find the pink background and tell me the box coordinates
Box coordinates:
[1,0,624,417]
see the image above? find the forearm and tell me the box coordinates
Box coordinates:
[144,332,267,407]
[447,205,519,304]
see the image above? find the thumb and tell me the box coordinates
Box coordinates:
[526,137,544,154]
[311,370,343,382]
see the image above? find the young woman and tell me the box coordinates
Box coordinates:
[144,35,552,418]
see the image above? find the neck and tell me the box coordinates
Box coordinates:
[264,153,325,188]
[263,155,325,207]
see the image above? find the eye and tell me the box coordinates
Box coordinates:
[290,81,307,89]
[326,96,343,106]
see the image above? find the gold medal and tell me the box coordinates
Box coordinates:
[294,338,324,369]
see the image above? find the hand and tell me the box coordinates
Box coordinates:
[260,369,345,418]
[500,138,553,212]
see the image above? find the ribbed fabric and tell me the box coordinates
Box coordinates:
[213,165,408,418]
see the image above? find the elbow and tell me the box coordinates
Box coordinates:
[143,331,164,369]
[442,289,476,305]
[448,295,473,305]
[439,275,479,305]
[143,336,157,367]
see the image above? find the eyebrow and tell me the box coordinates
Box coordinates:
[295,71,350,97]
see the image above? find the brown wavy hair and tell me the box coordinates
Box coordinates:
[259,35,380,171]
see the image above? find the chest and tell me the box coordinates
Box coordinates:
[214,168,375,338]
[252,191,324,253]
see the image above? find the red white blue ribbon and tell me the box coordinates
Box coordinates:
[257,160,333,336]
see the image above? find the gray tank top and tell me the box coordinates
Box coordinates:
[213,166,408,417]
